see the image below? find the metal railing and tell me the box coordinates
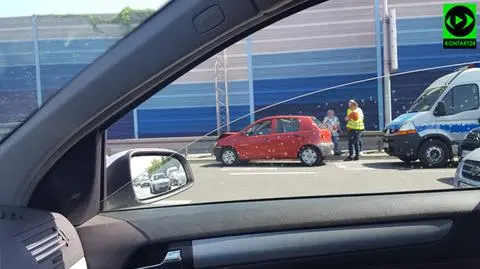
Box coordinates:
[0,122,22,140]
[106,131,385,156]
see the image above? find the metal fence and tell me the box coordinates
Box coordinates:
[106,131,385,156]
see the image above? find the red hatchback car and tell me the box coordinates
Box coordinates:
[213,115,334,166]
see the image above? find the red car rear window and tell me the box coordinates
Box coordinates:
[311,117,325,129]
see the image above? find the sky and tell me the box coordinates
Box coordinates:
[0,0,171,17]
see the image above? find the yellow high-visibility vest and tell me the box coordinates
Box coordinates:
[346,108,365,130]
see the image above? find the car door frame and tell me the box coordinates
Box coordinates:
[237,119,275,160]
[270,117,303,159]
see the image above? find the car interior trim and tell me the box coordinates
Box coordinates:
[192,219,453,268]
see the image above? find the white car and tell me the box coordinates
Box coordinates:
[150,172,172,194]
[453,148,480,188]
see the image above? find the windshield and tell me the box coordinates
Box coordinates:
[101,0,480,209]
[408,86,448,113]
[0,0,169,143]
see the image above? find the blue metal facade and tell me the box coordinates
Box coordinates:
[1,0,480,139]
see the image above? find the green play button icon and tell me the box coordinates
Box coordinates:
[443,3,477,48]
[455,15,463,25]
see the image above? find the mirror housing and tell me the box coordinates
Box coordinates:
[103,148,194,211]
[434,101,447,116]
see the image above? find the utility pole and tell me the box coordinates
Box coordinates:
[382,0,392,126]
[214,49,231,136]
[382,0,398,126]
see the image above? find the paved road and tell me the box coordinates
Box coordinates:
[156,159,457,206]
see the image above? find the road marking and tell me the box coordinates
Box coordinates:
[153,200,192,205]
[221,167,278,171]
[335,164,348,169]
[333,163,454,172]
[334,163,370,170]
[228,171,316,175]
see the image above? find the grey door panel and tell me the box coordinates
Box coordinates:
[192,220,452,268]
[81,191,480,269]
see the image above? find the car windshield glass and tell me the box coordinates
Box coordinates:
[0,0,169,143]
[408,86,447,112]
[5,0,480,210]
[102,0,480,210]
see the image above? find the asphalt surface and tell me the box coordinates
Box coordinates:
[153,158,457,206]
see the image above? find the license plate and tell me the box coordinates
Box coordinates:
[383,142,389,148]
[458,182,473,188]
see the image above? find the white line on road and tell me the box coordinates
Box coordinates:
[334,163,370,170]
[221,167,278,171]
[334,163,453,173]
[228,172,316,175]
[335,164,348,169]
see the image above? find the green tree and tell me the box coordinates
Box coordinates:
[84,7,156,34]
[146,157,170,176]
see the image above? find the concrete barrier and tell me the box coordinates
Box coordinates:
[106,131,385,156]
[0,122,22,141]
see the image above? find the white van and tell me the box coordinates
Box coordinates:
[383,65,480,168]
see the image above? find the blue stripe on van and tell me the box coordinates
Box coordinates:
[416,123,480,134]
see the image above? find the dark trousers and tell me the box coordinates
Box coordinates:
[348,129,361,157]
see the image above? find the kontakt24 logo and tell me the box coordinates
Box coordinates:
[443,3,477,49]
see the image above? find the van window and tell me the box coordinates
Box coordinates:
[441,84,479,115]
[276,118,300,133]
[408,86,447,112]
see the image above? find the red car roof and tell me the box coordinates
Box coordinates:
[259,115,316,121]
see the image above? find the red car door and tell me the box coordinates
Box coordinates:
[235,120,273,160]
[270,118,303,159]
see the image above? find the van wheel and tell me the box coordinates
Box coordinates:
[299,146,322,166]
[221,147,239,166]
[418,140,448,168]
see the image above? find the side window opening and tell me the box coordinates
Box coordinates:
[276,118,300,133]
[246,121,272,136]
[441,84,479,115]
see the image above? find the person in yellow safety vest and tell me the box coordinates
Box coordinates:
[347,103,365,154]
[344,100,365,161]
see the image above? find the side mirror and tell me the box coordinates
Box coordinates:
[434,101,447,116]
[103,148,194,211]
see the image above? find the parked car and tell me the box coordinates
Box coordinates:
[213,116,333,166]
[149,172,171,194]
[167,167,187,186]
[383,65,480,168]
[453,148,480,188]
[458,127,480,161]
[134,174,150,187]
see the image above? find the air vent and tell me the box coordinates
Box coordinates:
[25,229,67,263]
[0,212,24,220]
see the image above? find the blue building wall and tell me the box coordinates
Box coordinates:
[2,1,480,139]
